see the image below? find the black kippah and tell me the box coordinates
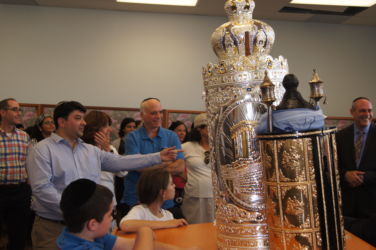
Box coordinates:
[60,179,96,211]
[282,74,299,90]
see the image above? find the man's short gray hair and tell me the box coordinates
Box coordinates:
[140,97,160,113]
[351,97,370,110]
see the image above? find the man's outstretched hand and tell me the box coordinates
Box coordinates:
[160,146,184,162]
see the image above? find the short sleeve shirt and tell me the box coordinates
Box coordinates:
[57,228,117,250]
[120,204,174,225]
[121,127,184,208]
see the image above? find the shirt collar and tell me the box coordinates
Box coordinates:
[60,228,100,247]
[0,127,18,133]
[50,132,84,144]
[0,126,16,135]
[139,126,162,140]
[354,123,370,135]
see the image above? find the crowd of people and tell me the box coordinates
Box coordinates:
[0,97,212,250]
[1,95,375,249]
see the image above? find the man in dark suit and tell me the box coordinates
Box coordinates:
[336,97,376,244]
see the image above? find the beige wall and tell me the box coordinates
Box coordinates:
[1,4,375,116]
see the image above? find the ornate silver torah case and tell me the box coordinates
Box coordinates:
[202,0,288,248]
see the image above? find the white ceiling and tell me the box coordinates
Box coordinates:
[2,0,376,26]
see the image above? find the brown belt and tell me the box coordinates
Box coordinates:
[38,215,65,225]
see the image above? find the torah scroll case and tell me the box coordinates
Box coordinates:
[202,0,288,248]
[258,129,345,249]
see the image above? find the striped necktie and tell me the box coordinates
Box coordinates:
[355,130,365,164]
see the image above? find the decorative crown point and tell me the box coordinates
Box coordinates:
[224,0,255,22]
[309,69,325,106]
[261,70,273,86]
[260,70,276,105]
[310,69,323,83]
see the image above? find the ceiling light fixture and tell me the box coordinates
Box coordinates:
[117,0,198,6]
[290,0,376,7]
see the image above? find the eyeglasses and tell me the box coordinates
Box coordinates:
[42,120,55,125]
[204,151,210,164]
[6,107,23,113]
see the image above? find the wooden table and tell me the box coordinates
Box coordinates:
[115,223,376,249]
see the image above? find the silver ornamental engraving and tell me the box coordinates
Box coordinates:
[202,0,288,249]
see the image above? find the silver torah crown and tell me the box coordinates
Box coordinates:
[203,0,288,110]
[202,0,289,249]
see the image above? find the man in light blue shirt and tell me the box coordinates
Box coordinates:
[26,101,178,250]
[118,98,185,223]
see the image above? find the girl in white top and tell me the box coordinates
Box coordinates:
[120,168,188,233]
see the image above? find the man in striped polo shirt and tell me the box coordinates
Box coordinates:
[0,98,31,250]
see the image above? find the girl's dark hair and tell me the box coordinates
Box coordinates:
[168,121,184,131]
[25,126,43,142]
[168,121,188,143]
[82,111,112,145]
[118,117,136,138]
[137,168,170,205]
[189,126,206,142]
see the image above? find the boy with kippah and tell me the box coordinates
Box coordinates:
[58,179,195,250]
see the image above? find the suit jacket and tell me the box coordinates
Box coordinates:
[336,123,376,218]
